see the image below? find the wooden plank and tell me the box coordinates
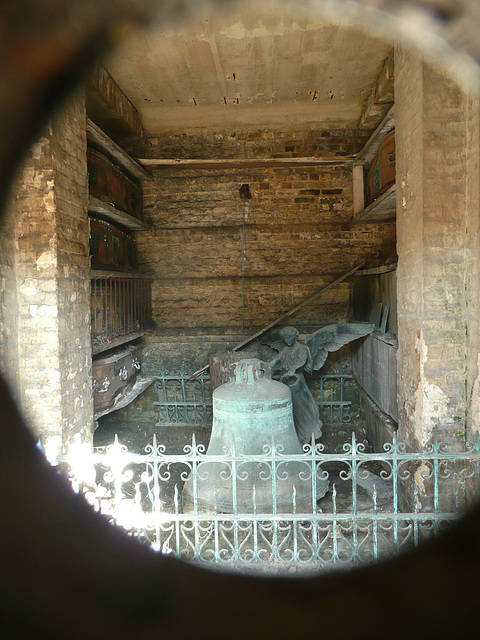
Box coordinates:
[355,105,395,165]
[352,164,364,215]
[190,263,363,379]
[87,119,153,181]
[137,156,355,170]
[88,195,151,231]
[352,333,398,421]
[91,331,146,356]
[94,375,155,420]
[356,263,397,276]
[90,270,154,280]
[354,184,396,221]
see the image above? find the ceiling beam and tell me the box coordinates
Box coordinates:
[137,156,355,169]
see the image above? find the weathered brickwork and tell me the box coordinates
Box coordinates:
[52,95,93,448]
[87,66,145,155]
[137,132,396,335]
[12,126,61,447]
[147,125,368,160]
[0,93,92,455]
[465,97,480,441]
[395,46,480,509]
[0,188,19,396]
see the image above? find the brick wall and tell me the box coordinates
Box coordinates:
[395,49,424,457]
[0,186,19,396]
[147,125,367,160]
[464,97,480,441]
[137,125,396,352]
[0,93,92,455]
[395,46,480,509]
[51,94,93,447]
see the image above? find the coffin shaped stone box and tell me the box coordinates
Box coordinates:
[90,218,137,271]
[87,147,143,219]
[365,130,395,206]
[92,343,142,415]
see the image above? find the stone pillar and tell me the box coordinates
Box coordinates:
[395,47,480,509]
[0,185,20,397]
[465,97,480,436]
[1,92,93,458]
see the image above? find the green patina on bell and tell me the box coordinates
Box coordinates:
[182,358,329,514]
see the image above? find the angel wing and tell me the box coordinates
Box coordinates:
[304,323,375,372]
[259,331,285,353]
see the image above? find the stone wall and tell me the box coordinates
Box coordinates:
[147,125,368,160]
[0,93,92,456]
[0,185,19,397]
[395,47,480,509]
[86,66,146,156]
[137,125,396,352]
[51,95,93,449]
[464,97,480,438]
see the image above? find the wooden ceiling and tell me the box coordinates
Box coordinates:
[104,1,392,132]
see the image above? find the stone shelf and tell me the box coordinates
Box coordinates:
[94,375,155,420]
[92,331,146,356]
[355,184,396,222]
[355,105,395,165]
[86,118,152,182]
[353,105,396,222]
[356,262,397,276]
[90,269,154,279]
[88,195,150,231]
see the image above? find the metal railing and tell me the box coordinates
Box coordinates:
[153,373,213,425]
[91,276,152,354]
[153,373,354,426]
[59,432,480,573]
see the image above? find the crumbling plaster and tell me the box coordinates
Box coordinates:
[393,43,480,512]
[1,94,93,456]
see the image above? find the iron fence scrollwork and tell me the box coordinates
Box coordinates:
[152,373,354,427]
[57,431,480,572]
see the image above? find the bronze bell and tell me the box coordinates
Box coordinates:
[182,358,328,514]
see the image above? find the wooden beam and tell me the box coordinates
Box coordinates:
[356,262,397,276]
[354,184,396,222]
[86,66,144,146]
[88,196,151,231]
[355,105,395,165]
[87,119,153,181]
[358,50,394,130]
[352,165,365,215]
[137,156,355,170]
[189,263,364,379]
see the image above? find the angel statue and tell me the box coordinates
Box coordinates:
[264,323,374,444]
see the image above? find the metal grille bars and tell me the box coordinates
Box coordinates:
[153,374,213,426]
[91,275,152,354]
[152,373,354,427]
[59,431,480,573]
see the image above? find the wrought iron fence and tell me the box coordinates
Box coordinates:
[153,373,213,425]
[153,373,354,427]
[58,432,480,573]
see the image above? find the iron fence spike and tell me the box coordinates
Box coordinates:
[59,373,479,570]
